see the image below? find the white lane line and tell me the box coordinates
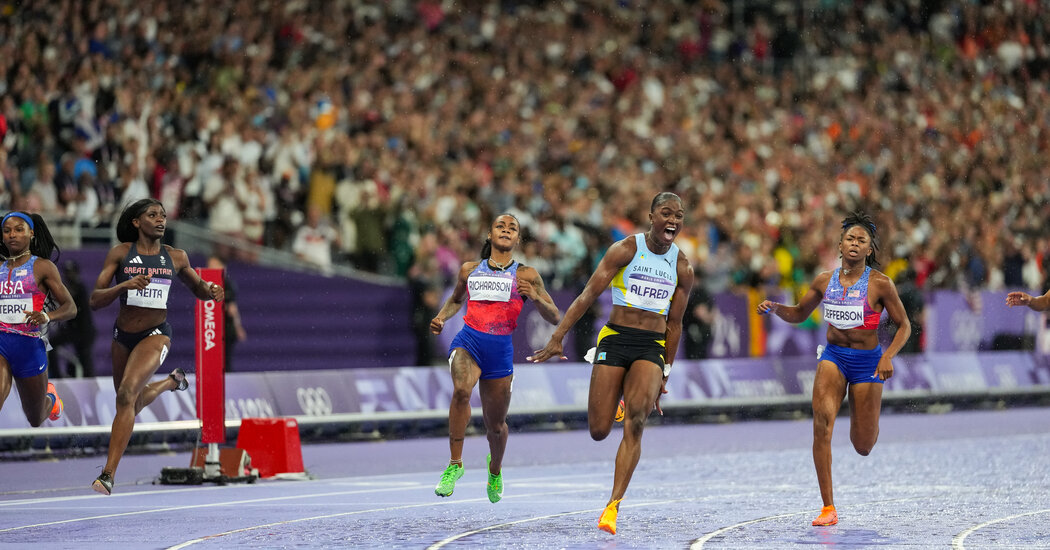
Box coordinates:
[952,509,1050,550]
[0,483,432,533]
[0,470,598,508]
[424,498,694,550]
[691,511,809,548]
[0,471,609,534]
[165,488,594,550]
[691,495,935,549]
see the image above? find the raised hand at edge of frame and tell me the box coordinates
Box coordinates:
[526,338,567,363]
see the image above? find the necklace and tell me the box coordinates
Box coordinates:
[489,259,508,270]
[646,233,670,255]
[2,250,30,262]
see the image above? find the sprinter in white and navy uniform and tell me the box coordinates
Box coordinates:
[89,199,224,495]
[429,214,561,504]
[528,192,695,534]
[756,211,912,528]
[112,242,176,350]
[0,211,78,428]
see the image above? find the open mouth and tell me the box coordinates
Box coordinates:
[663,226,677,239]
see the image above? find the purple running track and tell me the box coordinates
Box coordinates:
[1,407,1048,549]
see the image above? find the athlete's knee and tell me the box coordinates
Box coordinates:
[589,423,611,441]
[851,432,878,456]
[812,415,834,440]
[25,411,45,427]
[852,441,874,456]
[450,386,472,405]
[623,413,646,439]
[486,422,507,440]
[115,386,138,409]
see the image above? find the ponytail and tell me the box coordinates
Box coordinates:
[0,211,60,262]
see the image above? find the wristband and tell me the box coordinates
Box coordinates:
[41,312,50,325]
[662,363,672,378]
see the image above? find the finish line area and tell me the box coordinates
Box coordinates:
[1,407,1047,549]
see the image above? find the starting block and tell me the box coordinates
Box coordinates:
[158,447,257,486]
[236,417,306,478]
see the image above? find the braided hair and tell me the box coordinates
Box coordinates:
[0,212,60,262]
[116,198,164,243]
[0,211,61,324]
[840,209,880,268]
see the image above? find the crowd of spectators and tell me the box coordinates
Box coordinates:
[1,0,1049,302]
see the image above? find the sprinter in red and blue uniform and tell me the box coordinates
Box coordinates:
[0,211,77,428]
[429,214,561,504]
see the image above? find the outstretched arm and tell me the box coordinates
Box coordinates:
[430,262,475,335]
[528,237,634,362]
[1006,290,1050,312]
[756,271,829,323]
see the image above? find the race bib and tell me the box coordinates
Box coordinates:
[127,278,172,309]
[624,273,675,312]
[823,302,864,330]
[0,295,33,323]
[467,274,514,302]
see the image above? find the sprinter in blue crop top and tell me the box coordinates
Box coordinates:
[89,199,224,496]
[529,192,694,535]
[757,210,910,528]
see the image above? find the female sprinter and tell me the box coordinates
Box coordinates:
[89,199,223,494]
[529,192,694,534]
[756,210,910,526]
[430,213,561,503]
[0,212,77,427]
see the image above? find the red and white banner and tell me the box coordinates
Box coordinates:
[195,268,225,443]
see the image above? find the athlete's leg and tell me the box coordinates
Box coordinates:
[847,382,883,456]
[608,360,662,505]
[0,361,11,409]
[447,348,481,463]
[811,360,847,508]
[479,375,512,475]
[133,346,178,414]
[14,371,51,427]
[588,363,626,441]
[102,335,170,476]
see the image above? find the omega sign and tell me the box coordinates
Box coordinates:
[202,299,219,351]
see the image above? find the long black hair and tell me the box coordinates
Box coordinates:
[116,198,164,243]
[841,209,880,268]
[480,213,521,260]
[0,211,60,262]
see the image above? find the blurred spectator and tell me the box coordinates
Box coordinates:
[683,271,717,360]
[0,0,1046,305]
[407,233,445,366]
[47,260,95,378]
[892,267,925,354]
[293,205,340,274]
